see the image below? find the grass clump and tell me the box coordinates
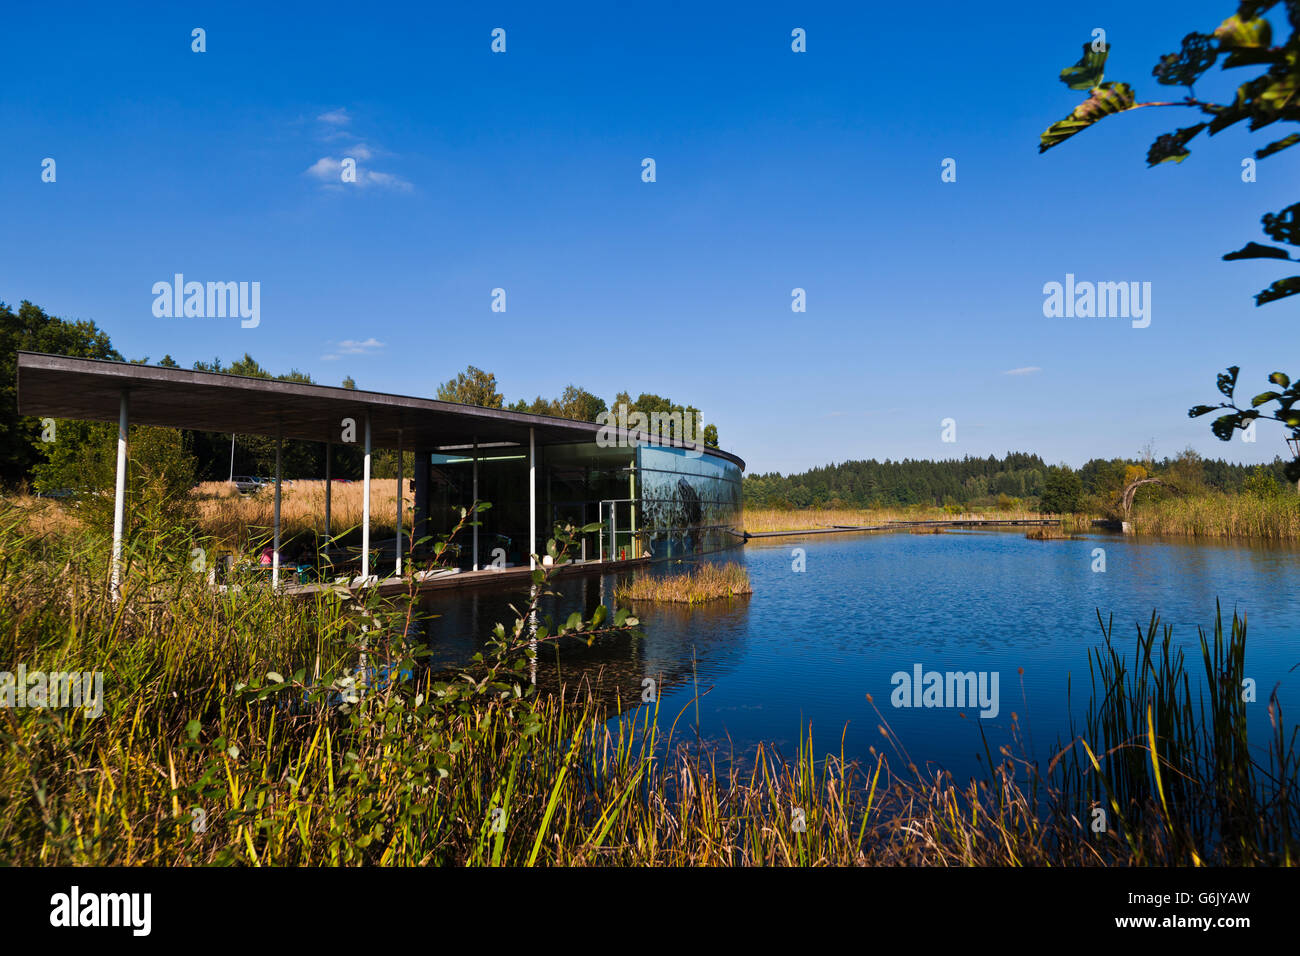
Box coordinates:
[1026,527,1071,540]
[614,562,751,605]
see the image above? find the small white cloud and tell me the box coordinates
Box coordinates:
[364,169,412,191]
[303,157,411,191]
[317,108,351,126]
[323,338,385,360]
[1002,366,1042,376]
[305,157,343,181]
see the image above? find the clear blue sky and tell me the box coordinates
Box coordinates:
[3,0,1294,475]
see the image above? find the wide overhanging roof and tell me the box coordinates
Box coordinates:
[16,352,744,469]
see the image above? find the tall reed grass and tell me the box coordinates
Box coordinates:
[1130,492,1300,540]
[0,502,1294,865]
[614,562,751,605]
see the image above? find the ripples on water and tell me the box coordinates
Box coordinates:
[412,530,1300,781]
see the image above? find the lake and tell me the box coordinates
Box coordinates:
[414,529,1300,782]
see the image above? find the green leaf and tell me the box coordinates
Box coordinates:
[1256,133,1300,159]
[1188,405,1219,418]
[1255,276,1300,305]
[1211,414,1240,440]
[1218,366,1240,398]
[1214,15,1272,50]
[1146,123,1206,165]
[1222,241,1294,261]
[186,719,201,741]
[1152,33,1218,87]
[1040,83,1136,153]
[1262,203,1300,247]
[1252,390,1282,407]
[1060,43,1108,91]
[1269,372,1291,388]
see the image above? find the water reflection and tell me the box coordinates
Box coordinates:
[406,532,1300,782]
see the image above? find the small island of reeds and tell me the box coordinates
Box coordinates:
[615,561,752,605]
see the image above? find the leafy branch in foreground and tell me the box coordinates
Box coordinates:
[1039,3,1300,458]
[1190,367,1300,480]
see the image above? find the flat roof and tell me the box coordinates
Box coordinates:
[16,352,745,470]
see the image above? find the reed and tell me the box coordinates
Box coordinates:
[614,562,751,605]
[1130,491,1300,540]
[743,506,1044,534]
[191,479,414,549]
[1025,527,1071,540]
[0,503,1294,866]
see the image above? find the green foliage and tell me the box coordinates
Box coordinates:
[1243,463,1284,497]
[33,421,197,533]
[508,384,607,421]
[744,452,1049,509]
[436,365,504,408]
[1040,466,1084,515]
[1038,3,1300,460]
[1190,367,1300,480]
[0,300,121,485]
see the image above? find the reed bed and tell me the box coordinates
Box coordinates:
[0,504,1295,866]
[191,479,414,548]
[743,507,1048,534]
[1131,492,1300,540]
[615,562,751,605]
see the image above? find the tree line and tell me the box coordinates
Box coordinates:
[744,449,1295,515]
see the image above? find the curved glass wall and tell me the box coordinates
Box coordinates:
[635,445,743,558]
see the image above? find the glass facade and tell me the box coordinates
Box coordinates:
[418,441,742,569]
[634,445,744,558]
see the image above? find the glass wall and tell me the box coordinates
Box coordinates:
[420,441,741,568]
[635,445,744,558]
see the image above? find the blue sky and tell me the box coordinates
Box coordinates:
[3,0,1295,474]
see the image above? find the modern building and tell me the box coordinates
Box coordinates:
[16,351,744,589]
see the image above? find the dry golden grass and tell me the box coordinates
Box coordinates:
[615,561,751,605]
[191,479,414,547]
[742,506,1042,534]
[1026,527,1071,540]
[1132,492,1300,540]
[5,493,84,536]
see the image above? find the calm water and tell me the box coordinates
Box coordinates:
[414,530,1300,781]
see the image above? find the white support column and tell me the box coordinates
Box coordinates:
[472,437,479,571]
[361,411,372,582]
[395,428,404,576]
[110,390,129,600]
[529,427,536,570]
[323,439,332,542]
[272,432,282,590]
